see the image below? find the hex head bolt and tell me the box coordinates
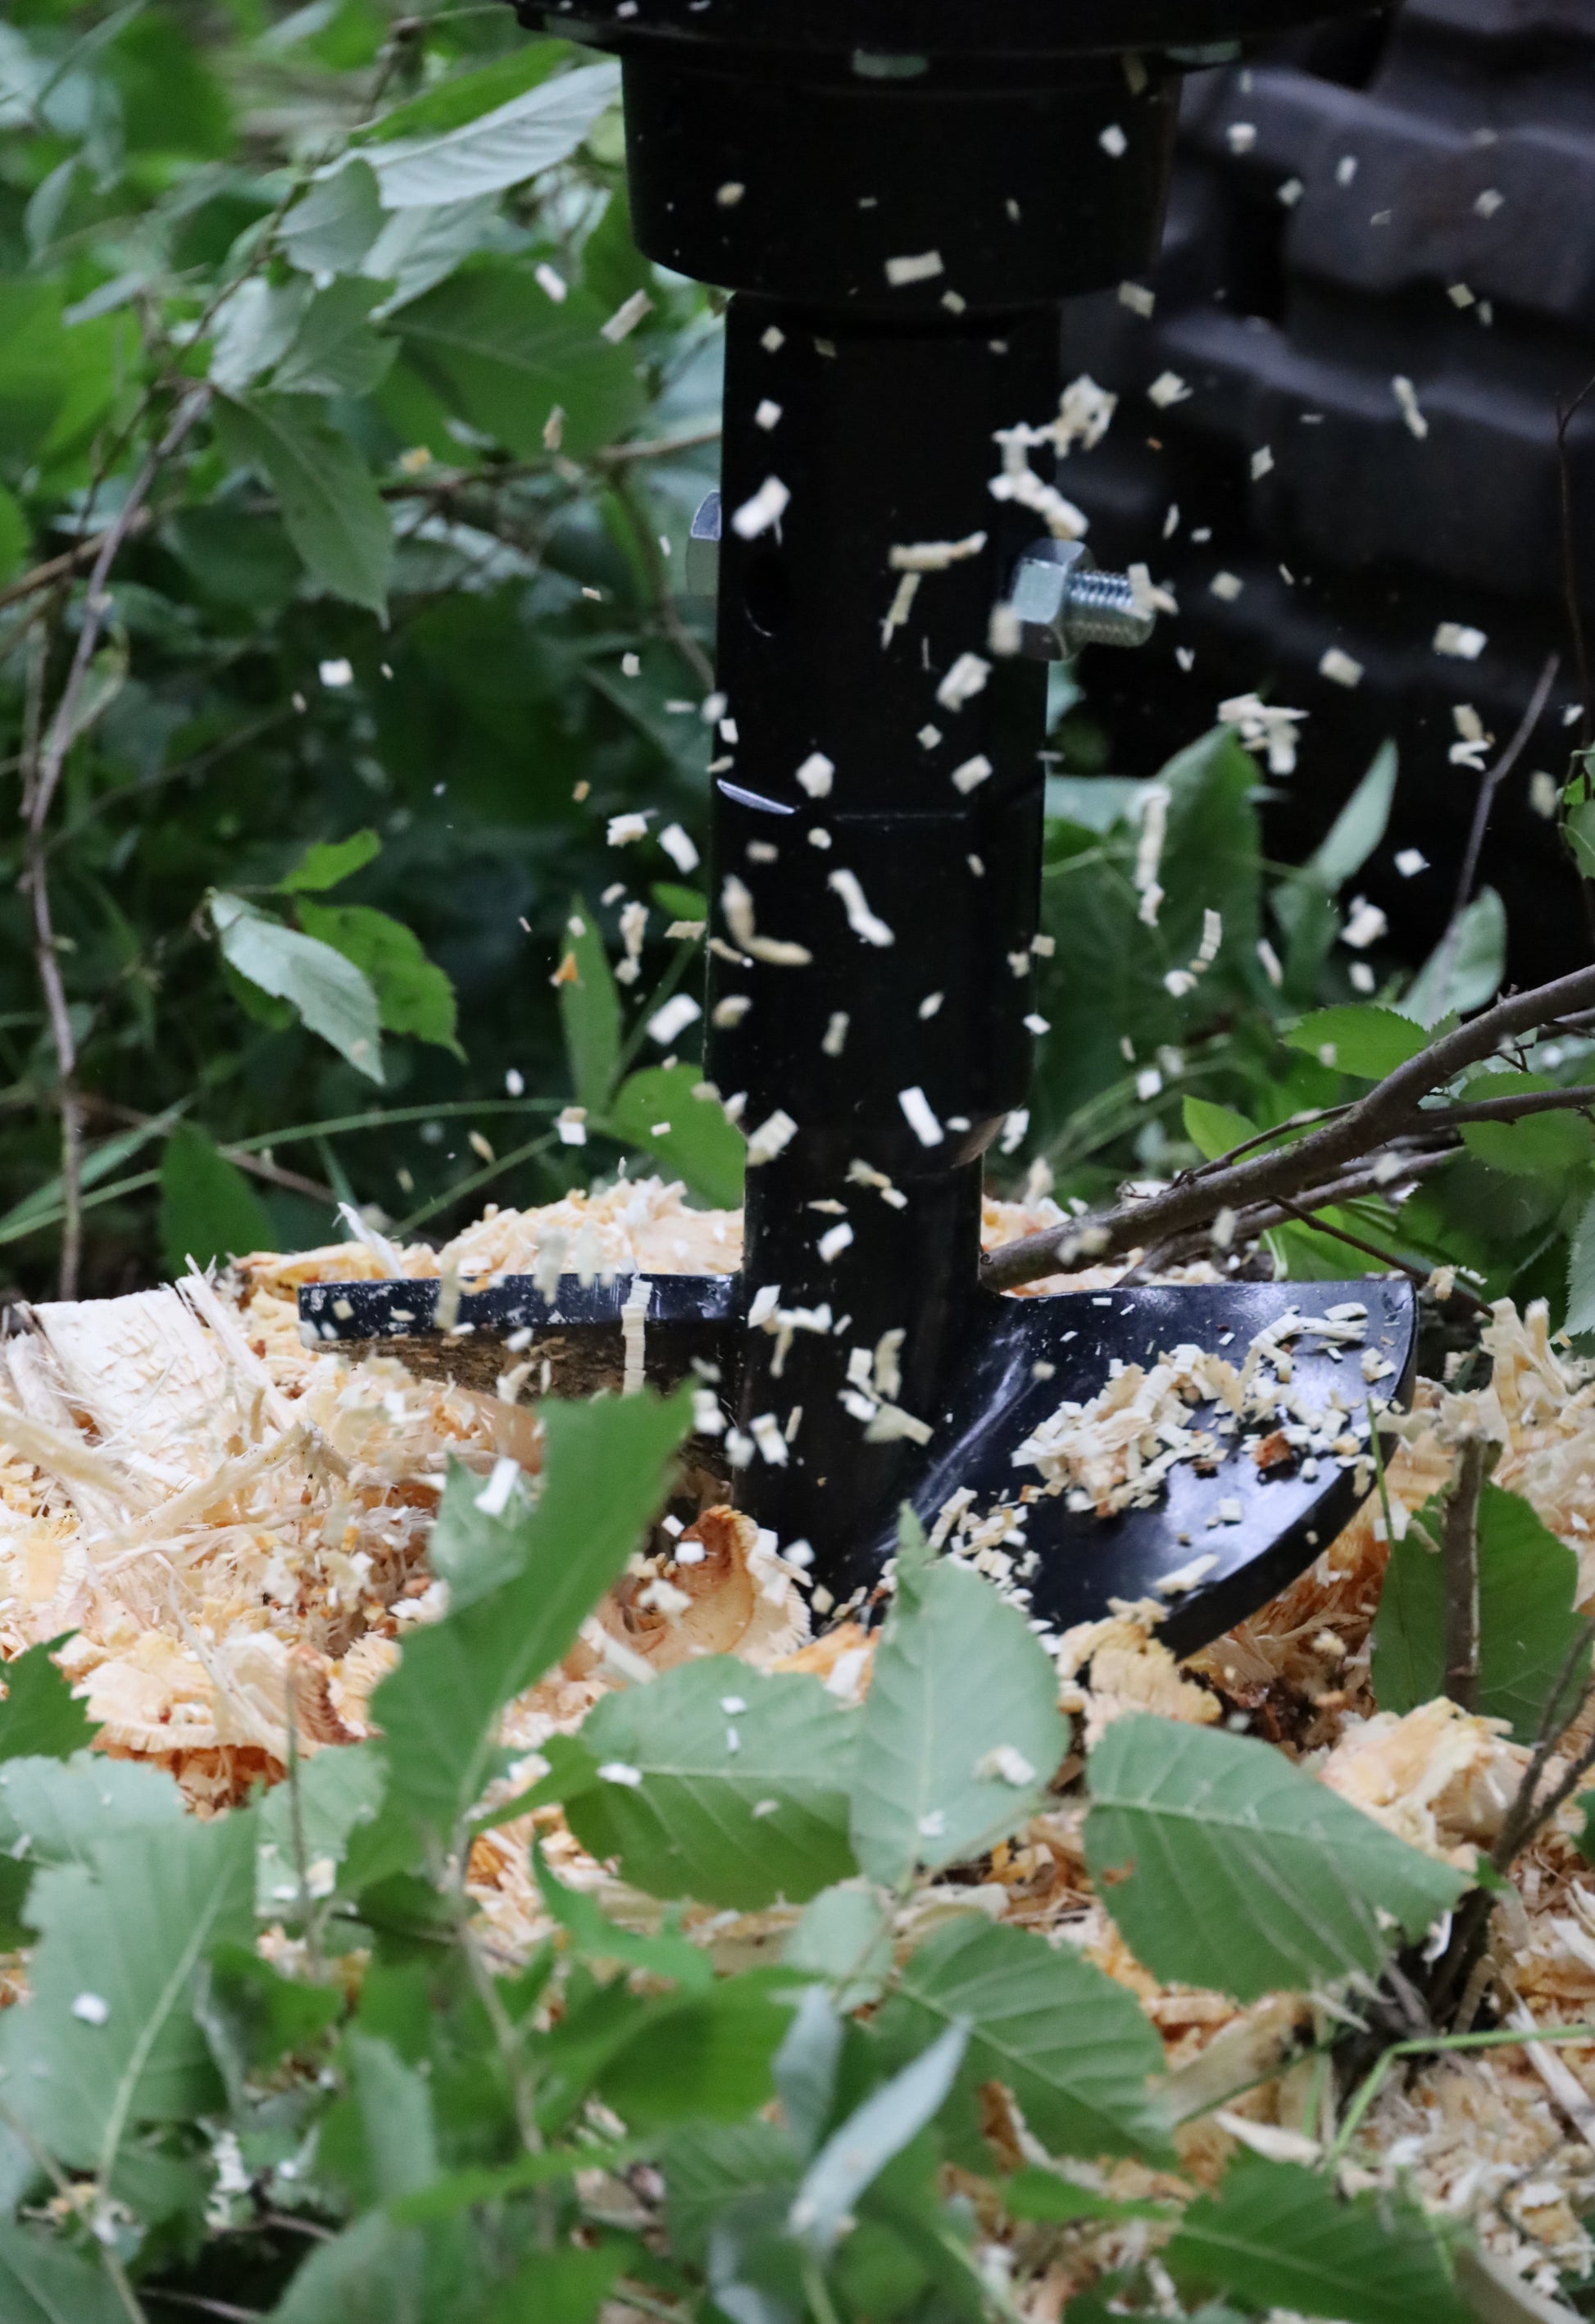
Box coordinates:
[1010,539,1156,658]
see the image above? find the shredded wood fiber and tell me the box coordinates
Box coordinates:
[2,1185,1593,2300]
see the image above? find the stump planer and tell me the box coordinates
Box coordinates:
[302,0,1414,1653]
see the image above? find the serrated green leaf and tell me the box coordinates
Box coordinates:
[0,1808,257,2179]
[1373,1485,1592,1740]
[609,1064,743,1209]
[566,1658,857,1910]
[272,2211,429,2323]
[279,828,382,894]
[198,1942,341,2084]
[395,263,643,457]
[1570,1186,1595,1337]
[597,1970,798,2130]
[1001,2169,1175,2225]
[1084,1715,1465,2000]
[784,1883,893,2012]
[1166,2156,1470,2324]
[891,1915,1170,2163]
[850,1557,1068,1890]
[488,2241,629,2324]
[1306,739,1399,894]
[357,39,570,146]
[557,896,622,1116]
[211,892,384,1082]
[358,57,618,207]
[0,2221,127,2324]
[0,1753,183,1872]
[1182,1096,1257,1163]
[661,2122,801,2266]
[208,278,311,394]
[791,2022,967,2253]
[374,1390,689,1843]
[533,1838,711,1991]
[160,1122,274,1273]
[257,1740,387,1917]
[0,1638,98,1762]
[296,902,459,1052]
[271,277,393,398]
[213,391,392,614]
[1285,1005,1429,1080]
[279,161,385,276]
[1405,888,1506,1026]
[1460,1074,1594,1178]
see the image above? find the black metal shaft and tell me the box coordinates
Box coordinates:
[704,305,1058,1560]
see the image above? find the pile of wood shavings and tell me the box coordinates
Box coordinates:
[4,1185,1595,2300]
[1014,1301,1384,1516]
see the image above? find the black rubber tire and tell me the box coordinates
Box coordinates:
[1059,0,1595,982]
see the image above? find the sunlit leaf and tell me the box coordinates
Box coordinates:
[608,1064,743,1209]
[1284,1004,1429,1080]
[296,902,460,1052]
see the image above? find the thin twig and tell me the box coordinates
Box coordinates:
[1266,1191,1436,1298]
[1445,650,1561,951]
[1441,1438,1493,1714]
[0,510,156,618]
[984,962,1595,1291]
[18,387,211,1300]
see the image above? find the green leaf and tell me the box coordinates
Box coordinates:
[784,1883,893,2011]
[0,1638,98,1762]
[1405,888,1507,1026]
[1084,1714,1466,2000]
[0,480,29,583]
[210,279,311,394]
[791,2022,968,2252]
[0,2221,127,2324]
[488,2243,628,2324]
[272,2212,428,2324]
[1460,1074,1594,1178]
[608,1064,744,1210]
[279,828,383,894]
[597,1971,798,2129]
[1182,1097,1257,1163]
[279,161,385,277]
[661,2121,801,2265]
[213,392,392,614]
[296,902,460,1053]
[557,897,622,1115]
[198,1942,341,2080]
[395,263,644,457]
[347,2030,438,2200]
[1305,739,1399,894]
[271,277,393,398]
[257,1740,388,1916]
[850,1556,1069,1889]
[566,1658,857,1910]
[533,1838,711,1991]
[373,1390,690,1842]
[1570,1185,1595,1336]
[1166,2156,1470,2324]
[357,39,570,145]
[1001,2170,1175,2225]
[1372,1485,1592,1741]
[891,1915,1170,2163]
[1285,1005,1429,1081]
[159,1122,274,1274]
[1568,796,1595,883]
[0,1808,257,2178]
[389,2142,629,2225]
[357,57,620,207]
[211,893,384,1083]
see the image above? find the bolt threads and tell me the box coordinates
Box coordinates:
[1064,568,1155,649]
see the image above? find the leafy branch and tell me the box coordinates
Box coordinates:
[984,962,1595,1289]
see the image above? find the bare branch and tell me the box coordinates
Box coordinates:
[983,963,1595,1292]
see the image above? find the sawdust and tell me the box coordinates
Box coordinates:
[3,1185,1595,2304]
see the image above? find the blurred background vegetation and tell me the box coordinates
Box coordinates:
[2,0,1593,1328]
